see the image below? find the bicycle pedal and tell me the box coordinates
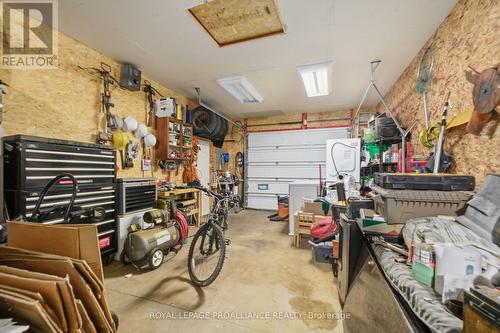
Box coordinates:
[225,239,231,246]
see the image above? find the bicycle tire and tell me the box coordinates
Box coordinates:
[188,222,226,287]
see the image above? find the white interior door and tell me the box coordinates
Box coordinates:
[197,139,210,216]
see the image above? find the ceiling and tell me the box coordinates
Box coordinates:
[59,0,458,118]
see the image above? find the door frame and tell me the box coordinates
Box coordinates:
[196,138,211,216]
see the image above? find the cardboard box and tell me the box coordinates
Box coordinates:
[360,208,403,235]
[0,246,113,332]
[412,243,435,288]
[304,202,327,216]
[7,222,104,282]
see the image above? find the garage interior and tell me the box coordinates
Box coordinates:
[0,0,498,332]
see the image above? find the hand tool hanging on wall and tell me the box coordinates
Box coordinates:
[78,62,123,143]
[124,141,140,168]
[464,64,499,135]
[0,80,8,126]
[143,80,163,127]
[427,92,452,174]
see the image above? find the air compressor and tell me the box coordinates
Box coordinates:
[121,202,189,270]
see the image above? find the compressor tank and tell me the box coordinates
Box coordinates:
[126,225,179,262]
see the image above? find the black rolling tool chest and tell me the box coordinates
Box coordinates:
[117,177,156,215]
[3,135,118,260]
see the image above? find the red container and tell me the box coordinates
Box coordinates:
[397,142,429,172]
[99,236,111,249]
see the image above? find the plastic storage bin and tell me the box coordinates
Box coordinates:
[312,242,333,263]
[371,186,471,224]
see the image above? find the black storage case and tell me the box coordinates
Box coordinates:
[347,198,374,219]
[374,173,475,191]
[332,203,347,222]
[374,116,400,141]
[3,135,118,259]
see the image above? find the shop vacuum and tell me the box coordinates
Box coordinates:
[121,200,189,270]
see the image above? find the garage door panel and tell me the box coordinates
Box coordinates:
[247,194,279,210]
[247,147,326,163]
[247,163,325,179]
[247,181,290,194]
[248,128,347,147]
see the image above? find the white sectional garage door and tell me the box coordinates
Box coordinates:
[246,127,349,210]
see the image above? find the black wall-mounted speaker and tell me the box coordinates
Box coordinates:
[120,63,141,91]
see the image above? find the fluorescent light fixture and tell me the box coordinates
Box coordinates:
[217,76,263,104]
[297,61,332,97]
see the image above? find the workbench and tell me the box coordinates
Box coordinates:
[339,212,459,333]
[158,188,202,226]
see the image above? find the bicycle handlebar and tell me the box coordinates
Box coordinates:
[194,186,223,200]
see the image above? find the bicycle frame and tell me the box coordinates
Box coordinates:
[207,195,232,231]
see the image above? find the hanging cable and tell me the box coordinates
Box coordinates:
[330,142,357,180]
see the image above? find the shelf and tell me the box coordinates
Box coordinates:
[185,208,199,216]
[158,188,200,197]
[156,116,195,161]
[374,138,402,144]
[168,117,184,123]
[166,157,188,161]
[179,198,197,206]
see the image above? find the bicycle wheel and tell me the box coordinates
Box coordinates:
[188,222,226,287]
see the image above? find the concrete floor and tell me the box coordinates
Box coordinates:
[105,210,343,333]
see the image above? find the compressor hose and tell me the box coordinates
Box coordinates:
[175,211,189,250]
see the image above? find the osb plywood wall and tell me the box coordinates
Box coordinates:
[245,109,370,132]
[377,0,499,186]
[0,29,193,184]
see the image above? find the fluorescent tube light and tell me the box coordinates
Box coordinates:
[217,76,263,104]
[297,61,332,97]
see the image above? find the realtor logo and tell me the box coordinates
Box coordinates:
[1,0,58,68]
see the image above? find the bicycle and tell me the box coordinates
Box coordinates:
[187,186,238,287]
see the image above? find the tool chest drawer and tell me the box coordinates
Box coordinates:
[4,136,116,190]
[117,178,156,215]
